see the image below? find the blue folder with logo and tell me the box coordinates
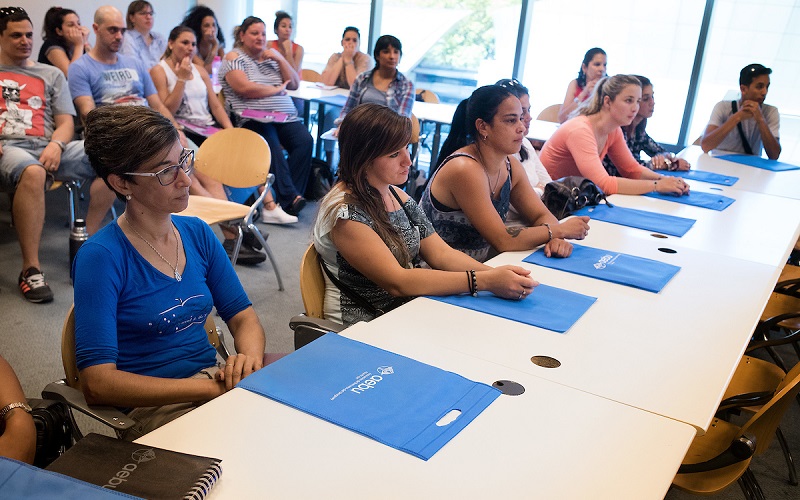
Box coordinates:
[523,243,681,293]
[643,190,735,211]
[427,284,596,333]
[0,457,135,499]
[659,169,739,186]
[238,333,500,460]
[715,154,800,172]
[573,204,696,237]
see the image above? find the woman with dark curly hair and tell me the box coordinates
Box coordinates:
[181,4,225,74]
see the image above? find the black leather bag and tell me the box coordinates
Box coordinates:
[29,398,74,468]
[305,158,335,201]
[542,176,611,219]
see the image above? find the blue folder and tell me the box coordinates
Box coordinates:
[523,243,681,293]
[643,191,735,211]
[659,169,739,186]
[427,284,596,333]
[0,457,134,499]
[715,154,800,172]
[238,333,500,460]
[573,204,696,237]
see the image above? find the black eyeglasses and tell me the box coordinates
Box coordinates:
[126,149,194,186]
[0,6,26,18]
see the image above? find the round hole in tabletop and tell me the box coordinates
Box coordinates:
[658,247,677,254]
[530,356,561,368]
[650,233,668,239]
[709,187,723,191]
[492,380,525,396]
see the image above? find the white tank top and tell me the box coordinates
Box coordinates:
[158,59,214,126]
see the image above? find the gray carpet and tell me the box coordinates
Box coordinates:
[1,188,798,499]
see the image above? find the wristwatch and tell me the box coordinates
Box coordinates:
[0,401,32,421]
[50,139,67,152]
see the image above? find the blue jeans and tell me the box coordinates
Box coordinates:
[242,120,313,207]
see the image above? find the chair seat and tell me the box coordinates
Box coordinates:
[722,356,785,413]
[761,292,800,330]
[181,195,251,226]
[673,418,751,495]
[779,264,800,283]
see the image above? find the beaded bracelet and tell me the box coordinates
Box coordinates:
[468,270,478,297]
[542,222,553,242]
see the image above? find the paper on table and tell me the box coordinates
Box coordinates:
[659,169,738,186]
[238,333,500,461]
[523,243,681,293]
[573,204,696,237]
[643,190,735,211]
[715,154,800,172]
[314,82,338,90]
[428,284,596,333]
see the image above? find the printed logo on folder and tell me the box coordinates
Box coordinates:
[238,334,501,460]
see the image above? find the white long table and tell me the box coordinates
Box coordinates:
[678,145,800,200]
[137,323,695,499]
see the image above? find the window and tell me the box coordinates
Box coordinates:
[379,0,523,103]
[522,0,705,146]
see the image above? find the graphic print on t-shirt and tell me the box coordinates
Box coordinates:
[148,294,209,336]
[0,72,45,137]
[98,68,147,106]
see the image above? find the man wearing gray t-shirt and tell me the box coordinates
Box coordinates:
[0,7,115,303]
[701,63,781,160]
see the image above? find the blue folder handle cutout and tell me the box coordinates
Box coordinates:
[573,204,696,237]
[715,154,800,172]
[427,284,596,333]
[643,190,735,211]
[238,334,500,461]
[523,243,681,293]
[659,169,739,186]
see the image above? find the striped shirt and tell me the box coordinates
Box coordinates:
[218,49,299,122]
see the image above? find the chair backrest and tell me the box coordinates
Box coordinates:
[299,244,326,319]
[741,361,800,456]
[61,305,230,390]
[416,89,440,103]
[302,69,322,82]
[536,104,561,123]
[195,128,272,188]
[410,114,420,145]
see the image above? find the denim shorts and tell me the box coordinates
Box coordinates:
[0,137,95,192]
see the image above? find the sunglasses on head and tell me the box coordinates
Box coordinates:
[125,149,194,186]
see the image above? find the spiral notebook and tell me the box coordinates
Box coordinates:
[46,433,222,500]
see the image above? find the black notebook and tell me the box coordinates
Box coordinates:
[46,433,222,500]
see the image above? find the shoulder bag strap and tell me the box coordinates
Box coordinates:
[732,100,754,155]
[318,254,384,316]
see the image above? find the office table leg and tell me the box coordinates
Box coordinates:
[431,123,442,167]
[315,102,326,160]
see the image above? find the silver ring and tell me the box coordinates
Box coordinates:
[518,293,523,300]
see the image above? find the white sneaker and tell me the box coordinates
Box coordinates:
[261,204,298,224]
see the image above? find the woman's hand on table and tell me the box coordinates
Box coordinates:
[554,216,590,240]
[216,353,263,390]
[544,239,574,258]
[655,176,690,196]
[652,154,691,171]
[478,265,538,300]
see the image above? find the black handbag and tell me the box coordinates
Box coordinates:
[28,398,74,467]
[542,176,612,220]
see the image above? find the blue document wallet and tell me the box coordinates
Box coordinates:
[643,190,735,211]
[659,169,739,186]
[573,204,696,237]
[238,333,501,460]
[523,243,681,293]
[715,154,800,172]
[0,457,136,499]
[427,284,596,333]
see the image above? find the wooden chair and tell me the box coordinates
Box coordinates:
[672,361,800,498]
[301,69,322,82]
[748,292,800,371]
[536,104,561,123]
[43,306,234,439]
[290,244,343,350]
[179,128,284,290]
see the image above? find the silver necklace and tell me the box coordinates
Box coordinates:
[124,215,182,281]
[474,144,503,196]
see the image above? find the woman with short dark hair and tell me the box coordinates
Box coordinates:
[37,7,91,77]
[558,47,607,123]
[76,105,266,440]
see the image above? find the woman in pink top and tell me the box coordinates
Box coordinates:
[540,74,689,197]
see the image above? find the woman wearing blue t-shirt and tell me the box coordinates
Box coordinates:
[75,106,266,440]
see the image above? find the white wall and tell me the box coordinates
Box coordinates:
[26,1,192,59]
